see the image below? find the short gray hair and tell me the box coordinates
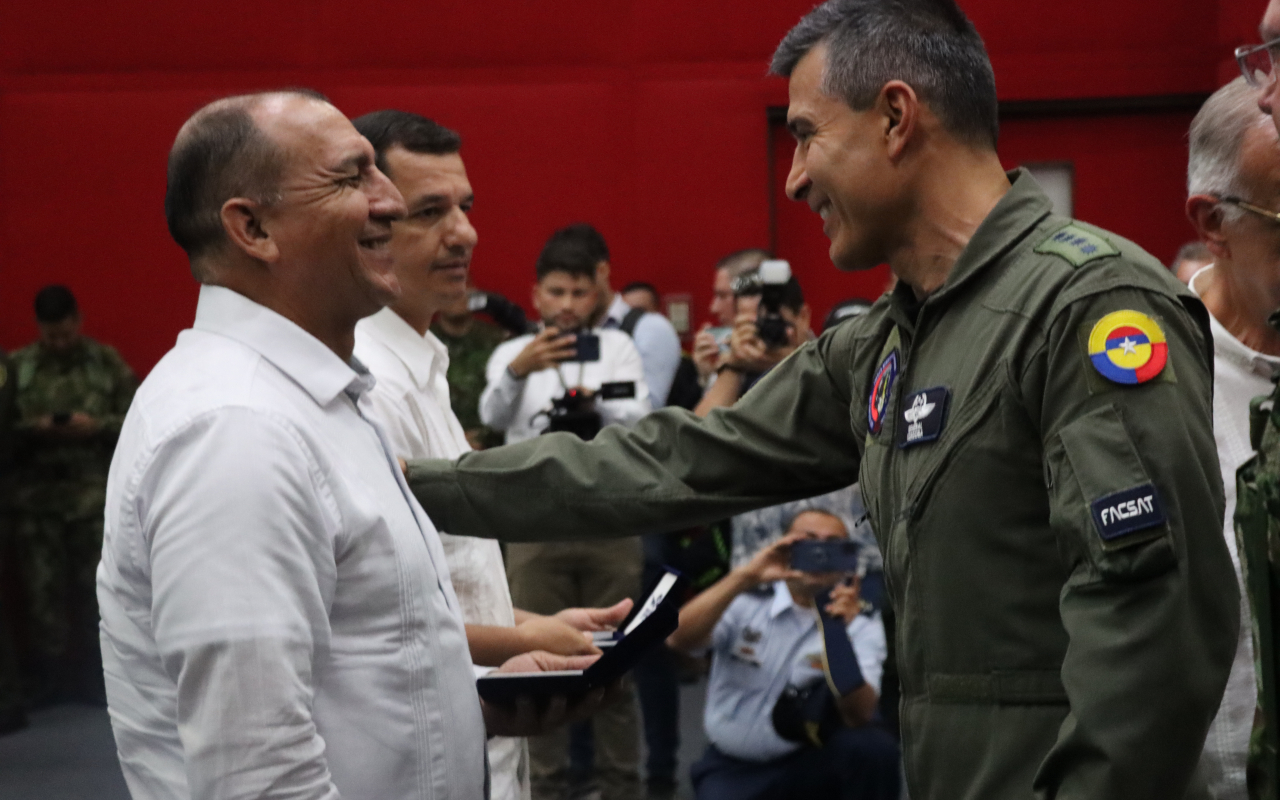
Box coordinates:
[770,0,999,150]
[1188,77,1270,215]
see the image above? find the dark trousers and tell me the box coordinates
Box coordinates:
[691,728,900,800]
[634,533,681,783]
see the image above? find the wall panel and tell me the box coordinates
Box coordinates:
[0,0,1266,372]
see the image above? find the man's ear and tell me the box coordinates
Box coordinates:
[1185,195,1231,262]
[530,282,543,316]
[220,197,279,263]
[880,81,919,162]
[595,260,611,288]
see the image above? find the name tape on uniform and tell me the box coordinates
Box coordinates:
[1089,484,1166,541]
[897,386,950,449]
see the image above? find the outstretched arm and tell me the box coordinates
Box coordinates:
[407,325,865,542]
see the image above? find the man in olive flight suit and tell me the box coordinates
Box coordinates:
[407,2,1238,798]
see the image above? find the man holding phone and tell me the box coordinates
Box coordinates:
[479,232,651,800]
[667,509,897,800]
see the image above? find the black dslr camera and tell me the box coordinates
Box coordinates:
[544,388,602,440]
[731,259,793,349]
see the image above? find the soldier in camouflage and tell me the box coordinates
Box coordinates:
[0,347,26,732]
[10,286,136,704]
[1226,5,1280,795]
[431,288,508,450]
[1237,382,1280,799]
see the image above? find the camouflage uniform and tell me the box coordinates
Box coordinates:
[0,350,25,728]
[10,337,135,702]
[431,317,507,449]
[1237,313,1280,800]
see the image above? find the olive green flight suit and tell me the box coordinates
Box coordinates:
[407,171,1238,799]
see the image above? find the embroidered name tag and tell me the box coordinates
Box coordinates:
[1090,484,1166,541]
[896,386,950,448]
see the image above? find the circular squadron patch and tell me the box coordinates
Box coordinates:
[867,350,898,434]
[1087,310,1167,385]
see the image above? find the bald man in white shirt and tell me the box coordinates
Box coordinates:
[98,91,605,800]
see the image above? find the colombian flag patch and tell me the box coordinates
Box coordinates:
[1087,310,1167,385]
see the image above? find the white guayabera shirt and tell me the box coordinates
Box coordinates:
[98,285,486,800]
[355,306,529,800]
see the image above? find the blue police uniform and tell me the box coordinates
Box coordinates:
[691,581,899,800]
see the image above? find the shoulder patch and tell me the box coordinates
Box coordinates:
[1086,310,1168,385]
[1090,484,1166,546]
[1035,224,1119,267]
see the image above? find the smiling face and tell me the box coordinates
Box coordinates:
[253,96,407,323]
[383,147,477,330]
[533,271,598,332]
[783,43,904,272]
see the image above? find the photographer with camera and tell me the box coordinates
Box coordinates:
[667,510,897,800]
[693,260,812,418]
[480,232,651,800]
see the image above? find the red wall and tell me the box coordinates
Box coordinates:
[0,0,1265,374]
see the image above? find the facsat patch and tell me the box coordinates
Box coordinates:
[896,386,950,448]
[1090,484,1167,541]
[1087,310,1167,385]
[867,350,898,435]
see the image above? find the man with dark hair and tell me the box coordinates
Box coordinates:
[407,2,1237,798]
[11,284,135,706]
[546,223,682,406]
[100,91,604,800]
[350,109,633,800]
[621,281,660,314]
[480,233,650,800]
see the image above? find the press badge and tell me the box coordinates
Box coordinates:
[897,387,950,448]
[598,381,637,400]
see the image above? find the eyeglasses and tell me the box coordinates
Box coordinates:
[1220,195,1280,224]
[1237,36,1280,88]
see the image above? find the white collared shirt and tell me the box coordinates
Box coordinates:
[98,285,486,800]
[479,328,652,444]
[356,308,515,628]
[355,308,528,800]
[600,293,681,407]
[1191,266,1280,800]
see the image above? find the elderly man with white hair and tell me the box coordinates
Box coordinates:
[1185,76,1280,800]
